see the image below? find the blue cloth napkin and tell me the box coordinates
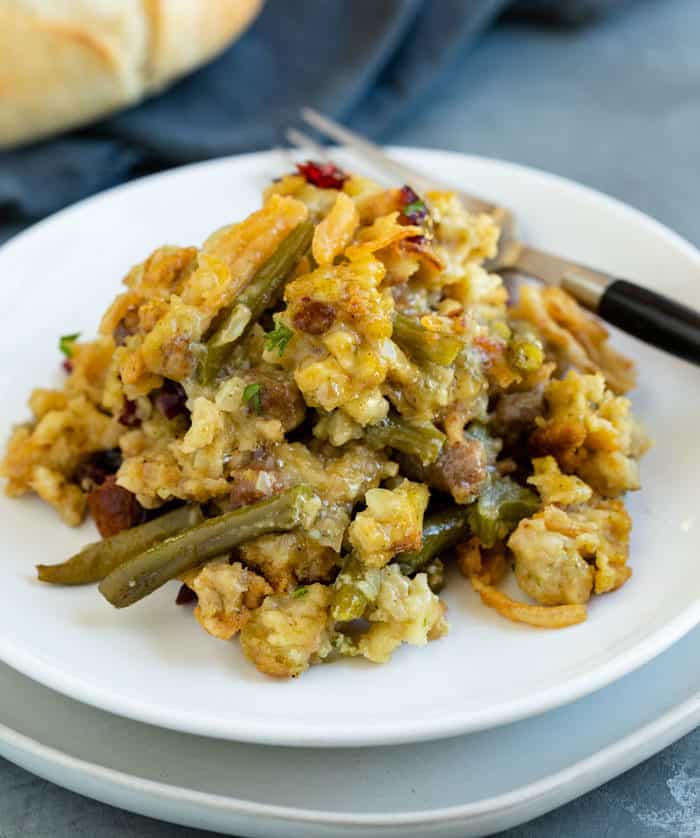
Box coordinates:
[0,0,629,243]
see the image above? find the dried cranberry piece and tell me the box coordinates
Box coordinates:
[398,185,429,226]
[75,462,107,487]
[118,399,141,428]
[74,448,122,488]
[296,160,349,189]
[154,379,189,420]
[176,584,197,605]
[400,185,421,206]
[93,448,122,474]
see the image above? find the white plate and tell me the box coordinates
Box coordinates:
[2,624,700,838]
[0,149,699,748]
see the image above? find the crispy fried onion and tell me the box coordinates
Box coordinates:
[471,577,587,628]
[458,537,587,629]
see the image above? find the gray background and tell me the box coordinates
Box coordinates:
[1,0,699,835]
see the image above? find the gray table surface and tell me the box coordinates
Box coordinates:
[2,1,699,835]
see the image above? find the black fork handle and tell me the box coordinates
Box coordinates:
[512,242,700,368]
[597,280,700,366]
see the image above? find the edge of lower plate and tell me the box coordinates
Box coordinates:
[0,684,699,836]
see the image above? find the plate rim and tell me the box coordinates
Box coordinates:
[1,146,699,748]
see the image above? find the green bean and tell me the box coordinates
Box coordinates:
[37,505,203,586]
[424,558,446,593]
[199,306,252,383]
[331,553,381,622]
[467,476,539,548]
[366,413,445,465]
[396,506,469,576]
[507,334,544,373]
[198,220,314,383]
[392,313,462,366]
[99,486,317,608]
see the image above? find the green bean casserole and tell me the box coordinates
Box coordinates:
[1,162,649,677]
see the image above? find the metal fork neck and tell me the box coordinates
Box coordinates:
[513,245,614,310]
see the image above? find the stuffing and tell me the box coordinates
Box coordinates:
[277,254,394,425]
[1,391,122,522]
[348,480,429,568]
[530,370,649,497]
[273,441,399,550]
[509,512,595,605]
[263,172,343,219]
[509,498,632,604]
[28,465,87,526]
[2,162,649,678]
[137,298,209,383]
[121,245,197,301]
[358,565,448,663]
[182,559,272,641]
[428,191,500,287]
[312,410,363,447]
[383,352,456,421]
[240,583,333,677]
[238,532,338,594]
[527,455,593,506]
[65,337,118,406]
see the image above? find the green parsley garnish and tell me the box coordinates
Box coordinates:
[404,200,426,216]
[265,321,293,357]
[59,332,81,358]
[243,383,263,415]
[292,586,309,598]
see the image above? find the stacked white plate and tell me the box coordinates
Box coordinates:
[1,149,699,837]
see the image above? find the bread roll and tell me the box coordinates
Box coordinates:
[0,0,263,148]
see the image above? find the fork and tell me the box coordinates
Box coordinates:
[288,108,700,367]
